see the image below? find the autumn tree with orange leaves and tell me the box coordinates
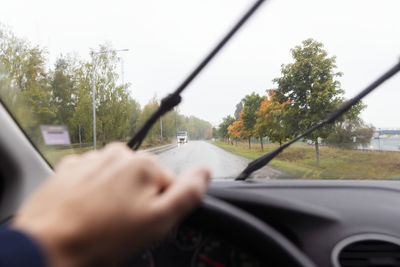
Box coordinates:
[254,90,290,150]
[228,112,251,145]
[227,123,236,144]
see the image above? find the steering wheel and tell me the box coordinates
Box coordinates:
[184,196,316,267]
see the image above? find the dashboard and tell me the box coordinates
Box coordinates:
[119,179,400,267]
[207,180,400,267]
[120,224,260,267]
[4,177,400,266]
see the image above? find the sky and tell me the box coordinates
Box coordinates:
[1,0,399,128]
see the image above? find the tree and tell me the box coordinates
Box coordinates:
[234,100,243,120]
[274,39,344,163]
[127,98,141,139]
[186,116,212,140]
[204,128,212,139]
[228,113,251,145]
[71,60,93,143]
[69,44,133,146]
[254,91,290,150]
[134,97,212,145]
[137,99,161,145]
[0,25,216,149]
[49,55,79,141]
[218,115,235,142]
[91,44,132,145]
[326,120,375,149]
[241,92,263,148]
[0,25,55,143]
[212,127,218,139]
[353,124,375,147]
[227,124,234,144]
[325,102,372,149]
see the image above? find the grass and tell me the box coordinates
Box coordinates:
[42,146,94,166]
[42,139,173,167]
[212,140,400,180]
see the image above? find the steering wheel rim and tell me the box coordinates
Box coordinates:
[184,195,316,267]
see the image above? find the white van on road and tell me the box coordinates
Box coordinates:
[177,131,188,143]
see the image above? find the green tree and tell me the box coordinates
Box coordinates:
[218,115,235,142]
[49,56,79,141]
[137,99,161,145]
[71,60,93,143]
[274,39,344,163]
[127,98,141,139]
[90,44,132,145]
[326,120,375,149]
[158,110,180,142]
[175,109,186,134]
[234,100,243,120]
[241,92,263,148]
[325,102,371,149]
[0,25,54,142]
[186,116,212,140]
[212,127,218,139]
[0,25,216,150]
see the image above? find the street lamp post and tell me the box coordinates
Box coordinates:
[160,118,163,142]
[90,51,96,150]
[90,48,129,150]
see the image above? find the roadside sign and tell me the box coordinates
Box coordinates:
[40,125,71,145]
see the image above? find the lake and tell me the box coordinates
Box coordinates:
[359,136,400,152]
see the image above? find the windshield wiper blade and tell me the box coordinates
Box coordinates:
[128,0,267,150]
[236,59,400,181]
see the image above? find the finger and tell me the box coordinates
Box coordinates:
[134,164,174,194]
[157,169,175,192]
[132,154,173,187]
[97,153,174,195]
[54,154,81,172]
[101,142,133,163]
[103,142,129,151]
[78,143,133,181]
[150,167,210,223]
[66,144,133,184]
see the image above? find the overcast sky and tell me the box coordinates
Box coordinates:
[1,0,399,128]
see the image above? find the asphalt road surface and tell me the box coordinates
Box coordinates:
[157,140,285,179]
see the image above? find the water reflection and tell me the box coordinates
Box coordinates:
[359,136,400,152]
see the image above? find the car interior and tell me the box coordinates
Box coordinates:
[1,0,400,266]
[2,92,400,267]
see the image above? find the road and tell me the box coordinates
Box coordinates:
[157,140,285,179]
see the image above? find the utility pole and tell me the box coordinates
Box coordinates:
[91,51,96,150]
[90,48,129,150]
[160,117,163,142]
[78,124,82,148]
[121,57,125,85]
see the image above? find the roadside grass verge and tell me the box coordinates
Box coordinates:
[212,141,400,180]
[42,146,93,166]
[42,139,173,166]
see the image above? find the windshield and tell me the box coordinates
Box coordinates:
[0,0,399,180]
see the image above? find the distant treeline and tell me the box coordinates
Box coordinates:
[0,24,212,148]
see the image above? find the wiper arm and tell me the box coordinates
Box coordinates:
[236,59,400,181]
[128,0,267,150]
